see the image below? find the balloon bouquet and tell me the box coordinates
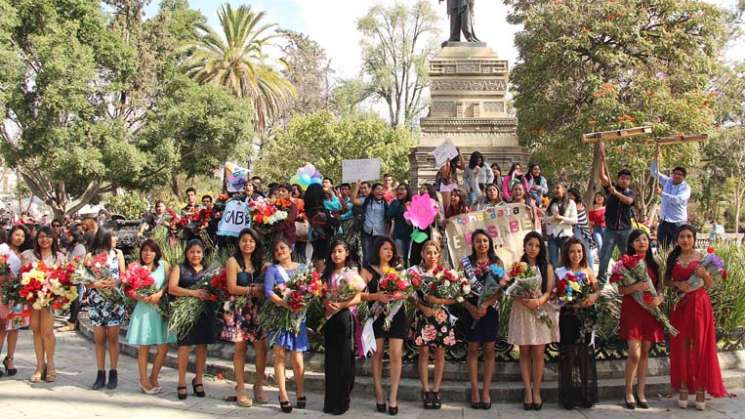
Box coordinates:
[289,163,323,191]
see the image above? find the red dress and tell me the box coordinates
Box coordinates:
[618,267,665,342]
[669,260,728,397]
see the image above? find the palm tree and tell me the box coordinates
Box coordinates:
[183,4,295,131]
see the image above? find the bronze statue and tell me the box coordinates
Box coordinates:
[440,0,480,43]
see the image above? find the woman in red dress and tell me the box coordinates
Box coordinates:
[618,230,664,409]
[665,225,727,410]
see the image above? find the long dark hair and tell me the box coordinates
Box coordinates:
[369,236,398,267]
[520,231,549,292]
[468,151,484,169]
[397,183,412,204]
[139,239,162,267]
[233,228,263,271]
[421,183,437,201]
[271,237,294,264]
[525,162,544,184]
[8,224,31,252]
[34,225,60,258]
[182,239,205,268]
[303,183,325,214]
[664,224,697,284]
[507,162,522,178]
[91,227,115,254]
[468,229,502,266]
[625,229,660,281]
[322,239,355,283]
[560,237,588,269]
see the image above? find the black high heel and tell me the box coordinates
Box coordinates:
[91,369,106,390]
[296,396,306,409]
[3,356,17,376]
[376,401,387,412]
[635,391,649,409]
[279,397,293,414]
[387,405,398,416]
[533,401,543,411]
[177,386,187,400]
[624,395,636,410]
[422,391,432,409]
[432,391,442,410]
[191,378,205,397]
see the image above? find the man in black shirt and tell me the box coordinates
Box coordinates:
[597,148,637,287]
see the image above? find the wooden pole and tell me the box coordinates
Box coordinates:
[582,126,653,144]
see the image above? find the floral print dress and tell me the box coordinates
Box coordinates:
[87,250,126,327]
[409,265,457,348]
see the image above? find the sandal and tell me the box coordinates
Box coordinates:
[253,385,268,404]
[422,391,433,409]
[191,378,205,397]
[177,385,187,400]
[3,356,17,376]
[432,391,442,409]
[45,368,57,383]
[237,393,253,408]
[279,397,293,414]
[30,369,43,383]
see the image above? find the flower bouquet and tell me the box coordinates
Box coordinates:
[71,252,125,304]
[610,254,678,336]
[423,265,471,304]
[369,269,413,332]
[670,247,728,308]
[554,271,594,306]
[259,267,326,346]
[505,262,553,328]
[0,254,10,276]
[18,261,78,310]
[249,198,290,260]
[168,266,228,339]
[328,268,366,305]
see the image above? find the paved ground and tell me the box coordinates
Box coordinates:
[0,329,743,418]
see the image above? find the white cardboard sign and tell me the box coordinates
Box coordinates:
[342,159,382,183]
[432,139,458,168]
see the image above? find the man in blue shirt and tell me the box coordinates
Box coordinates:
[650,155,691,249]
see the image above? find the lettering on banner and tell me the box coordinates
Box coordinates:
[217,200,251,237]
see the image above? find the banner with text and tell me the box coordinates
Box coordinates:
[217,199,251,237]
[445,204,535,268]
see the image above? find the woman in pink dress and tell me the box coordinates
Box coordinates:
[665,225,727,410]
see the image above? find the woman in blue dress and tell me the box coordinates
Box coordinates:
[86,228,126,390]
[125,239,175,394]
[263,238,308,414]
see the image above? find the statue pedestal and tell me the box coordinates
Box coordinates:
[410,43,528,189]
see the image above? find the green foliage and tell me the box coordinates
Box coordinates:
[106,191,148,220]
[504,0,727,191]
[357,1,439,127]
[255,111,414,184]
[708,244,745,334]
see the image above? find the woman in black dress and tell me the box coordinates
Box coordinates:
[168,240,217,400]
[361,237,409,415]
[322,239,362,415]
[557,237,599,409]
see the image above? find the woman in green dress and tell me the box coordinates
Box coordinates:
[126,239,175,394]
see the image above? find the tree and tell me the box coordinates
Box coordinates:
[276,29,333,124]
[504,0,728,218]
[183,4,295,132]
[0,0,253,216]
[357,1,439,128]
[254,111,413,184]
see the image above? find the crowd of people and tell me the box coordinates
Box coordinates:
[0,145,731,415]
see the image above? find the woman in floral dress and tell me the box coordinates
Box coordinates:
[220,228,268,407]
[410,240,457,410]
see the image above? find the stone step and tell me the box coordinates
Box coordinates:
[80,313,745,402]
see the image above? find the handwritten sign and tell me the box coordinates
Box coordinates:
[432,138,458,168]
[342,159,382,183]
[224,162,249,193]
[444,204,535,267]
[217,200,251,237]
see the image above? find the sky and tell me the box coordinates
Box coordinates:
[145,0,744,80]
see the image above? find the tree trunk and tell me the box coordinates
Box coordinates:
[735,178,743,234]
[170,173,181,197]
[583,143,602,204]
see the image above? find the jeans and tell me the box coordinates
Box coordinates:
[592,226,604,251]
[467,190,480,207]
[362,232,385,266]
[393,237,410,268]
[548,236,568,268]
[597,228,633,286]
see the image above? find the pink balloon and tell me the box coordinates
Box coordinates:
[404,193,438,230]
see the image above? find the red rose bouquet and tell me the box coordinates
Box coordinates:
[72,252,125,304]
[168,266,228,339]
[260,267,327,346]
[610,254,677,336]
[369,269,413,332]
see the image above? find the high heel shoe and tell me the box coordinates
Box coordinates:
[45,368,57,383]
[177,386,187,400]
[695,391,706,410]
[376,401,387,412]
[106,369,117,389]
[634,391,649,409]
[432,391,442,410]
[139,383,160,395]
[191,378,205,397]
[296,396,306,409]
[523,390,533,411]
[3,356,17,376]
[624,395,636,410]
[279,397,293,414]
[422,391,433,409]
[387,404,398,416]
[678,390,689,409]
